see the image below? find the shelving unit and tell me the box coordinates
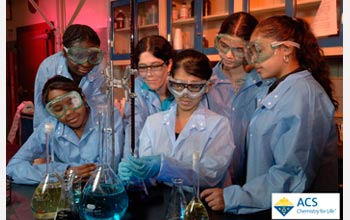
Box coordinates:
[111,0,342,62]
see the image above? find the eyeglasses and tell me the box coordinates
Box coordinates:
[215,34,245,58]
[245,40,300,64]
[138,62,166,75]
[168,76,207,99]
[64,46,104,65]
[45,91,83,118]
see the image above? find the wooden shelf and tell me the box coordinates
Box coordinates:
[114,23,159,32]
[203,13,229,22]
[250,0,321,15]
[172,13,229,26]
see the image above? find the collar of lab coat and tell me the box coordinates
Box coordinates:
[258,70,311,110]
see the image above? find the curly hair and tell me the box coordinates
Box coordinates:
[62,24,100,48]
[253,15,338,109]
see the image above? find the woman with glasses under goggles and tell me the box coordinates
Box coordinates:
[33,24,106,129]
[206,12,274,186]
[123,35,176,158]
[7,76,124,184]
[201,15,339,214]
[118,49,235,189]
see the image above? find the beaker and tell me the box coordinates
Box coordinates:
[165,178,187,220]
[31,122,64,220]
[80,104,128,220]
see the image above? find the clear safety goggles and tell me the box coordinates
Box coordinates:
[214,34,246,58]
[138,62,166,76]
[63,46,104,65]
[45,91,83,118]
[168,76,207,99]
[245,40,300,64]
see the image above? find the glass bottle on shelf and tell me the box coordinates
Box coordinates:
[54,170,79,220]
[184,151,209,220]
[165,178,187,220]
[80,104,128,220]
[31,122,63,220]
[180,1,189,19]
[203,0,211,16]
[115,9,125,30]
[172,4,179,21]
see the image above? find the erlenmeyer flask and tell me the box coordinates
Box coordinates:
[31,122,64,220]
[184,151,209,220]
[80,104,128,220]
[165,178,187,220]
[55,170,79,220]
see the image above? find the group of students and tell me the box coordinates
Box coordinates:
[6,11,338,214]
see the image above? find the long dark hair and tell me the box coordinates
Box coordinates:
[135,35,175,65]
[219,11,258,41]
[170,49,212,81]
[254,15,338,109]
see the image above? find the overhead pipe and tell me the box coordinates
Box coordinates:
[67,0,87,27]
[28,0,55,30]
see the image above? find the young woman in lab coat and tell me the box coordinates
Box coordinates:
[201,15,338,214]
[119,49,236,188]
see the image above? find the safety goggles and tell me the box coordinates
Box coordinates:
[45,91,83,118]
[138,62,166,76]
[245,40,300,64]
[168,76,207,99]
[214,34,246,58]
[64,46,104,65]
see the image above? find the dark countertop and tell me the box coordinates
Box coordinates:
[7,183,272,220]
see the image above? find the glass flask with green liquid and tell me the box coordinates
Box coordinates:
[31,122,63,220]
[184,151,209,220]
[80,104,128,220]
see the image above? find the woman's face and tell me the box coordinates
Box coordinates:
[47,89,88,129]
[216,35,245,69]
[138,51,171,91]
[172,68,205,113]
[248,33,285,79]
[64,40,101,77]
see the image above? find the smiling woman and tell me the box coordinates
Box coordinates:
[6,75,125,185]
[33,24,107,129]
[118,49,236,192]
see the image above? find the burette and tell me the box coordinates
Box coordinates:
[105,0,138,170]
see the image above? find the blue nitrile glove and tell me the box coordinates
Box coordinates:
[118,159,133,182]
[127,154,161,179]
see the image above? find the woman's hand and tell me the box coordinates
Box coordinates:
[32,158,46,165]
[200,188,225,211]
[68,163,96,182]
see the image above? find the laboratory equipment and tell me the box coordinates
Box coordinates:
[184,151,209,220]
[31,122,63,220]
[165,178,187,220]
[55,170,79,220]
[80,105,128,220]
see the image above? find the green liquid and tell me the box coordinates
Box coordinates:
[184,198,209,220]
[31,182,61,220]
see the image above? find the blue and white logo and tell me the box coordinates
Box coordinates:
[274,197,294,216]
[272,193,340,219]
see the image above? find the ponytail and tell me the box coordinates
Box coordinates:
[254,16,338,109]
[294,18,338,109]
